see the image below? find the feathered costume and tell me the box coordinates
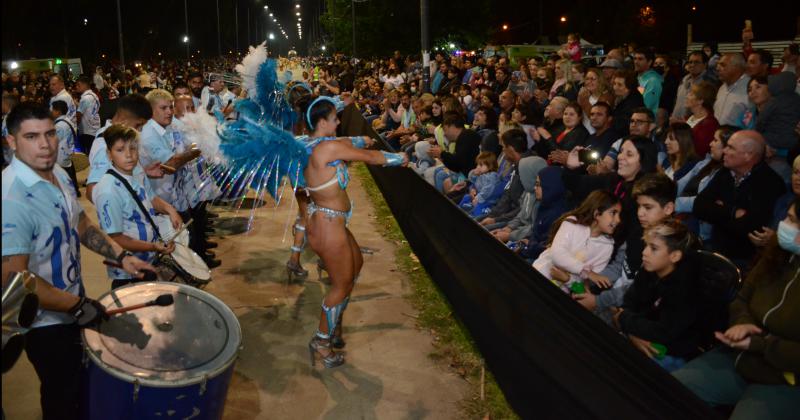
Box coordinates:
[183,42,313,203]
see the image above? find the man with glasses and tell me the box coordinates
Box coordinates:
[598,107,663,174]
[672,51,713,121]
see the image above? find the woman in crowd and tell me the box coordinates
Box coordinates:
[749,156,800,249]
[745,73,800,183]
[674,125,738,241]
[672,198,800,419]
[510,64,537,97]
[563,136,660,275]
[300,97,407,368]
[661,123,699,181]
[577,68,615,133]
[541,102,590,162]
[684,81,719,157]
[614,219,703,372]
[550,59,579,101]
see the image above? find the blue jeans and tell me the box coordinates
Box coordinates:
[672,348,800,420]
[653,355,686,372]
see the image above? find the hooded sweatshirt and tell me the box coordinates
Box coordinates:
[505,156,547,241]
[757,71,800,151]
[521,166,569,260]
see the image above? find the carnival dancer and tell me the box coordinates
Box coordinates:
[301,96,407,368]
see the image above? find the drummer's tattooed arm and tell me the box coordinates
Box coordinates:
[78,211,120,260]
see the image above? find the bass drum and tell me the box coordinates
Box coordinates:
[81,282,241,420]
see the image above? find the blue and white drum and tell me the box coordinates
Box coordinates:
[81,282,241,419]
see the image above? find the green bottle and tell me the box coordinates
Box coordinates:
[650,342,667,360]
[570,282,585,294]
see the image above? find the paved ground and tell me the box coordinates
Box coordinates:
[2,170,467,419]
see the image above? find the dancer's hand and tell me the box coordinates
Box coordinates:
[144,162,165,179]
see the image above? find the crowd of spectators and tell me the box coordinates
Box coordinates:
[2,27,799,418]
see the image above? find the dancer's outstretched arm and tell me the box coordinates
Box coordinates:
[310,140,407,167]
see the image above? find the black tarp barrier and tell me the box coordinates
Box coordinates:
[339,106,719,419]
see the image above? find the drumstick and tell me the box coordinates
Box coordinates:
[106,294,174,316]
[102,260,158,282]
[163,219,193,243]
[159,164,176,174]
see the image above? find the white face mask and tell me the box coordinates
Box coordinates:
[778,220,800,255]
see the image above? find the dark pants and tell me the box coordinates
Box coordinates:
[62,164,81,196]
[77,134,94,155]
[183,201,209,257]
[24,324,83,420]
[673,347,800,419]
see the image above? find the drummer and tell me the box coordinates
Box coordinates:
[93,124,182,289]
[1,102,155,420]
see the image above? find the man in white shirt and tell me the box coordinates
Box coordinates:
[139,90,220,267]
[2,102,152,420]
[48,74,76,125]
[713,53,751,127]
[51,100,80,197]
[199,73,236,118]
[75,75,101,153]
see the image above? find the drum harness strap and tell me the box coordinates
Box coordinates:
[106,169,164,242]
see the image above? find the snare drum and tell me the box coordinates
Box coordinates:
[155,243,212,288]
[81,282,241,420]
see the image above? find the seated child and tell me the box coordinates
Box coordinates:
[93,124,182,290]
[573,173,677,324]
[613,219,703,372]
[533,190,620,292]
[459,151,500,216]
[517,166,569,261]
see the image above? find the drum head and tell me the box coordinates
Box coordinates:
[171,243,211,281]
[82,282,240,386]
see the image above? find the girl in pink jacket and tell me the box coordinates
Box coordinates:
[533,190,621,292]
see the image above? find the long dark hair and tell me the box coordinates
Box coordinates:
[546,190,621,247]
[623,135,659,177]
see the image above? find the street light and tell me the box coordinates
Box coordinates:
[10,61,18,70]
[560,16,567,22]
[321,45,326,51]
[449,43,455,49]
[502,24,508,31]
[183,35,189,43]
[269,32,275,40]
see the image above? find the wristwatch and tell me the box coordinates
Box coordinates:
[116,250,134,265]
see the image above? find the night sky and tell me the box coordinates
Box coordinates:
[2,0,798,66]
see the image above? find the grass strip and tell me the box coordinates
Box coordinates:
[355,164,517,419]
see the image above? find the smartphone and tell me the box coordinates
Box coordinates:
[579,148,600,165]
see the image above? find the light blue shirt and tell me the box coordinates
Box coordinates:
[49,89,76,126]
[171,118,220,209]
[54,116,76,168]
[87,121,112,185]
[94,167,159,280]
[2,158,83,328]
[139,119,179,209]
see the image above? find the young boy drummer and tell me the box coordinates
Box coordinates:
[93,124,182,289]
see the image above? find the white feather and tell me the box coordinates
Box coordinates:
[178,112,226,164]
[235,42,267,100]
